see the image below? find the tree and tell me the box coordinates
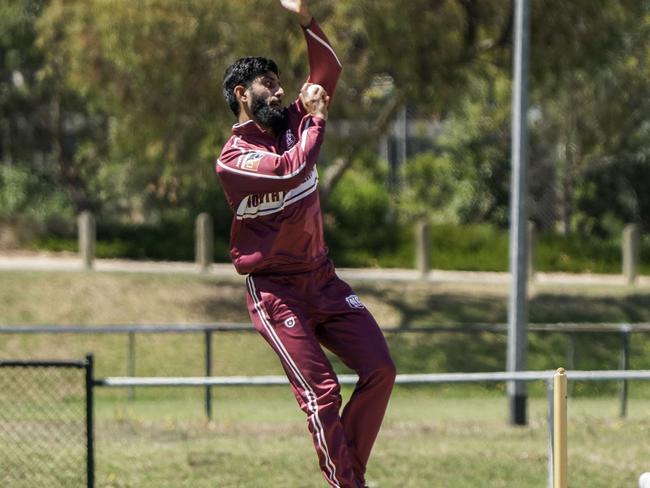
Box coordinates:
[0,0,92,231]
[7,0,650,245]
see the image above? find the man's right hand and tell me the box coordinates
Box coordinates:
[300,83,329,121]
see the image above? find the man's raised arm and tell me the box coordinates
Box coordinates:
[280,0,342,98]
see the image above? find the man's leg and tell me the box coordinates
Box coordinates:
[246,275,363,488]
[312,276,396,485]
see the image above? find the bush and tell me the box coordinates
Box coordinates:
[325,168,402,267]
[0,165,74,248]
[367,224,643,274]
[428,224,509,271]
[33,219,231,262]
[536,233,621,273]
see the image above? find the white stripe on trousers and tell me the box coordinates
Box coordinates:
[246,276,342,488]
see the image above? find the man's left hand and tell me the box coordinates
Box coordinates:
[280,0,312,27]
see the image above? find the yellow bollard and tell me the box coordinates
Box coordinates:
[554,368,568,488]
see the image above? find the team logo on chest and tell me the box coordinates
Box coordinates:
[284,316,297,328]
[238,152,262,172]
[345,294,365,310]
[285,130,297,149]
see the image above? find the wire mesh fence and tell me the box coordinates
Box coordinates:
[0,359,91,488]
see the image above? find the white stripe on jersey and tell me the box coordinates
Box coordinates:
[216,157,306,180]
[235,168,318,220]
[306,28,343,68]
[246,276,341,488]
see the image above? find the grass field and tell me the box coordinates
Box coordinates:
[1,269,650,487]
[81,387,649,488]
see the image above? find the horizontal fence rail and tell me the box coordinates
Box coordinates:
[95,369,650,388]
[94,369,650,488]
[2,321,648,420]
[0,359,87,368]
[2,322,650,334]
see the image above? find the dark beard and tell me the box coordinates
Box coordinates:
[251,94,288,134]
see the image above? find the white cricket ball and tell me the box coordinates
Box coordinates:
[307,84,321,98]
[639,472,650,488]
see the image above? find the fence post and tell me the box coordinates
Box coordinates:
[205,330,213,420]
[547,378,554,488]
[195,213,214,272]
[127,332,136,401]
[622,224,639,285]
[553,368,568,488]
[85,353,95,488]
[619,325,630,419]
[415,221,431,278]
[78,211,96,270]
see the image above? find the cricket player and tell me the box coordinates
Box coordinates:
[216,1,395,487]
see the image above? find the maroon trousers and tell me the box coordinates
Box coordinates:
[245,261,395,488]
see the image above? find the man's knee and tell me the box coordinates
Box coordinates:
[379,357,397,384]
[364,355,396,386]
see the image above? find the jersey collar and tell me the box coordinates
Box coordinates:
[232,120,273,138]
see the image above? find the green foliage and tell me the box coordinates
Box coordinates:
[429,224,510,271]
[536,233,620,274]
[0,165,73,224]
[367,224,648,274]
[398,152,461,223]
[2,0,650,264]
[422,70,512,226]
[33,219,231,262]
[324,167,400,267]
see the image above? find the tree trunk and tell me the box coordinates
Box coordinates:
[50,96,93,214]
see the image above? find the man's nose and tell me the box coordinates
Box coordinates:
[275,86,284,98]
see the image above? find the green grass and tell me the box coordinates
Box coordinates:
[2,271,650,385]
[89,388,650,487]
[1,270,650,486]
[3,385,648,487]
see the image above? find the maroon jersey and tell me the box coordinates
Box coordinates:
[216,19,342,275]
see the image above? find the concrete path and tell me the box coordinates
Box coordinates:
[0,251,647,287]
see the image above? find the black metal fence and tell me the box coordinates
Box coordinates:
[1,322,648,420]
[0,356,94,488]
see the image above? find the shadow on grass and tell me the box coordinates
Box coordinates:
[352,284,650,327]
[529,292,650,323]
[190,281,249,322]
[195,281,650,394]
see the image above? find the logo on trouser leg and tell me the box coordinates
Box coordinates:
[284,316,296,328]
[345,294,365,309]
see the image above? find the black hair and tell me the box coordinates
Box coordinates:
[222,56,279,117]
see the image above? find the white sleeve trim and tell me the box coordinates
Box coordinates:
[219,117,319,180]
[306,28,343,68]
[301,118,311,151]
[216,158,306,180]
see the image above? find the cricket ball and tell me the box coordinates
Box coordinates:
[640,472,650,488]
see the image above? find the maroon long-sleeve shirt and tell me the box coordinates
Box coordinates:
[216,19,342,275]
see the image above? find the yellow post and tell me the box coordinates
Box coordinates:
[554,368,568,488]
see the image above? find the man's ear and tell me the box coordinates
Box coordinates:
[234,85,248,104]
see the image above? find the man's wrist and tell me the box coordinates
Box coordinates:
[299,13,313,28]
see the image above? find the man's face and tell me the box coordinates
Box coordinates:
[248,72,288,133]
